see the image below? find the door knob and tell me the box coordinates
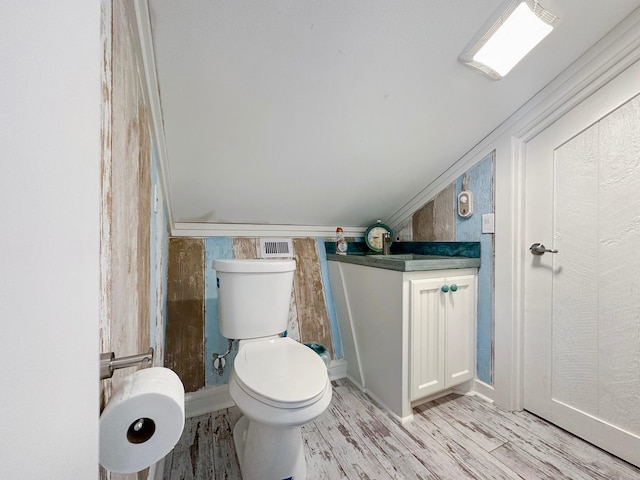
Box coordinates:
[530,243,558,255]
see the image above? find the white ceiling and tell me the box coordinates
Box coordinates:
[148,0,640,230]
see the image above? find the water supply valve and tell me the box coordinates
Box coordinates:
[213,356,226,375]
[212,338,235,376]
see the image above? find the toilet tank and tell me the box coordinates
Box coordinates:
[213,259,296,339]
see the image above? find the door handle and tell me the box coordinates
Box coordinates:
[530,243,558,255]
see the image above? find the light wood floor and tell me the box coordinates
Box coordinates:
[163,379,640,479]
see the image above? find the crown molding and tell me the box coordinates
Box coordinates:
[131,0,176,228]
[171,222,366,238]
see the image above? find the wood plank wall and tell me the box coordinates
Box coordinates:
[292,238,334,359]
[165,237,335,393]
[412,184,456,241]
[100,0,152,398]
[166,238,206,392]
[99,3,157,479]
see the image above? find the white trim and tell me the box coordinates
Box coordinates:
[328,358,348,381]
[368,389,415,425]
[511,137,526,411]
[185,384,234,419]
[335,262,367,389]
[132,0,175,229]
[172,222,366,238]
[386,8,640,230]
[345,374,365,392]
[470,379,495,403]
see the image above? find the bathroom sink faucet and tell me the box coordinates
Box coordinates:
[382,232,392,255]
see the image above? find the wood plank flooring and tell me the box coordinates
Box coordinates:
[163,379,640,479]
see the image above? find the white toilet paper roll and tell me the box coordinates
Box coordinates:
[100,367,185,473]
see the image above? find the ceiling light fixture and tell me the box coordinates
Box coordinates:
[459,0,558,80]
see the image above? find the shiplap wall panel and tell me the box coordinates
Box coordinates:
[232,237,258,260]
[107,0,152,388]
[412,184,455,241]
[293,238,334,359]
[204,237,234,385]
[166,238,205,392]
[101,3,155,479]
[455,155,494,384]
[99,0,113,393]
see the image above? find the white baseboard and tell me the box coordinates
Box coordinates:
[328,358,347,381]
[345,374,365,392]
[185,384,234,418]
[365,388,414,425]
[470,379,495,403]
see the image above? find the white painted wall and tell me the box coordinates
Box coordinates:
[0,2,101,478]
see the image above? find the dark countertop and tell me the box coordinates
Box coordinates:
[326,252,481,272]
[325,241,481,272]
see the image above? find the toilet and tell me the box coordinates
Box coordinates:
[213,258,332,480]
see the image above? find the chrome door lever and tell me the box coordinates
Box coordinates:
[530,243,558,255]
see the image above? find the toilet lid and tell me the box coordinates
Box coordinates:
[233,337,328,406]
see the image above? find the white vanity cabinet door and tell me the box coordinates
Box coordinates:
[410,277,446,400]
[442,274,476,388]
[410,273,476,401]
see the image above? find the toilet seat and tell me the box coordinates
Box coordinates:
[233,337,329,409]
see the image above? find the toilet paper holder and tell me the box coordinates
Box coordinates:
[100,348,154,380]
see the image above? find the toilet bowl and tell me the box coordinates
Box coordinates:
[229,337,332,480]
[212,258,332,479]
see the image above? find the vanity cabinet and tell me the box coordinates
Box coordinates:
[327,260,477,423]
[409,272,476,400]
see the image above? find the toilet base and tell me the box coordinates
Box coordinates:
[233,415,306,480]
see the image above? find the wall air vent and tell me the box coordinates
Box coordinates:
[258,238,294,258]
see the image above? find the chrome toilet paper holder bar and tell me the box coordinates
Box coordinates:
[100,348,154,380]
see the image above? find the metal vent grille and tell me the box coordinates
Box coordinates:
[258,238,293,258]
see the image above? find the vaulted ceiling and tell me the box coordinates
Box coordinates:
[147,0,640,231]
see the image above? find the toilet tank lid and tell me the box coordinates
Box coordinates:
[213,259,296,273]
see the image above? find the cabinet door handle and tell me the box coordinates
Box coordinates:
[441,285,449,293]
[450,284,458,292]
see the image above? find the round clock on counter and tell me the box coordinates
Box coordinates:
[365,222,393,252]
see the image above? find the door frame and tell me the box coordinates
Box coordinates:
[501,36,640,411]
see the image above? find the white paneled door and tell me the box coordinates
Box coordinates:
[524,61,640,468]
